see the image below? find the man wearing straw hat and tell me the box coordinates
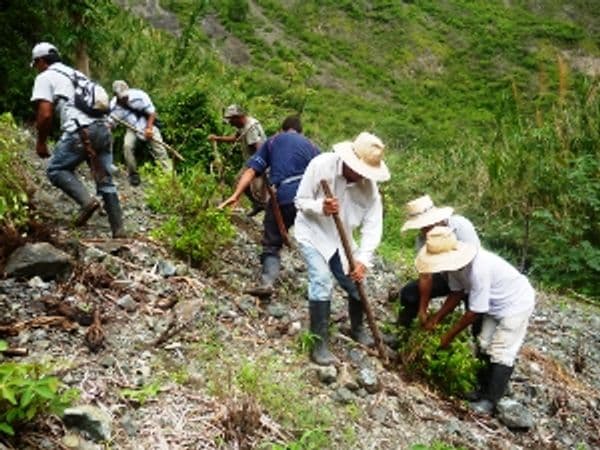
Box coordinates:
[416,226,535,415]
[294,132,390,365]
[397,195,480,328]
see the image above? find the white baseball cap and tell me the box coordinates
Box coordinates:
[31,42,59,66]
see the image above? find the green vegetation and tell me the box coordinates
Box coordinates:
[0,361,78,436]
[0,1,598,296]
[142,164,235,264]
[120,381,162,406]
[398,317,482,396]
[0,113,34,229]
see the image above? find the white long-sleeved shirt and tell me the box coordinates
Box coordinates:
[294,152,383,272]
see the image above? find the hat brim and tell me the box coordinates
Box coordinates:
[401,206,454,232]
[333,141,390,182]
[415,242,477,274]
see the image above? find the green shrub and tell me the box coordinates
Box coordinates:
[398,318,482,396]
[0,361,78,436]
[142,165,235,264]
[0,113,33,228]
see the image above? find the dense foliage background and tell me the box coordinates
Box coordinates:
[1,0,598,296]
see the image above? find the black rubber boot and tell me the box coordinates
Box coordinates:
[465,353,492,401]
[101,193,125,238]
[245,255,280,298]
[470,363,514,415]
[49,171,99,226]
[348,299,374,347]
[309,301,336,366]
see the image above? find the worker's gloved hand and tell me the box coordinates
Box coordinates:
[36,141,50,158]
[207,134,218,142]
[417,310,428,325]
[144,127,154,140]
[349,261,366,282]
[322,197,339,215]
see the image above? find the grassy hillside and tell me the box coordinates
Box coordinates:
[1,0,598,296]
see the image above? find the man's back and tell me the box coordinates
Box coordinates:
[251,131,319,205]
[31,62,94,132]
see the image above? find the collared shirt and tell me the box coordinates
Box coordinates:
[294,152,383,271]
[448,249,535,319]
[415,214,480,252]
[236,117,266,159]
[30,62,96,134]
[109,88,156,141]
[247,130,320,205]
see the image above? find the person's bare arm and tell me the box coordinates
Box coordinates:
[35,100,53,158]
[208,134,237,144]
[218,167,258,209]
[423,290,465,331]
[145,112,156,140]
[417,273,433,324]
[440,311,479,348]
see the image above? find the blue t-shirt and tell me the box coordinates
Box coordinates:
[247,130,320,205]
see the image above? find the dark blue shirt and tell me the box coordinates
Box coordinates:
[247,130,320,205]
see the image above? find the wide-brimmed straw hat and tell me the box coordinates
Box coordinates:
[401,195,454,232]
[333,132,390,182]
[415,226,477,273]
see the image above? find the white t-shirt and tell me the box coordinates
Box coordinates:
[294,152,383,272]
[30,62,95,133]
[237,117,266,158]
[109,88,156,140]
[448,249,535,318]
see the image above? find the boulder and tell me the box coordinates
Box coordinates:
[496,398,535,430]
[316,365,337,384]
[63,405,112,442]
[5,242,72,280]
[358,368,381,394]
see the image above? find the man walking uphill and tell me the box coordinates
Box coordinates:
[209,104,267,216]
[30,42,125,238]
[219,116,320,297]
[294,132,390,365]
[110,80,172,186]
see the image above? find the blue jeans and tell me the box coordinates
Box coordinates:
[299,243,359,302]
[47,121,117,195]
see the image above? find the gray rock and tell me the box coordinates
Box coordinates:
[316,365,338,384]
[338,364,359,391]
[119,413,137,437]
[63,405,112,442]
[238,296,256,314]
[28,276,49,289]
[83,246,107,263]
[157,260,177,277]
[117,294,137,312]
[496,398,534,429]
[5,243,72,280]
[287,321,302,336]
[358,368,381,394]
[99,355,117,368]
[333,387,355,404]
[267,303,287,319]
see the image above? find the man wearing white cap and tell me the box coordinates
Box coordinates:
[416,226,535,415]
[294,132,390,365]
[30,42,125,238]
[208,104,267,216]
[398,195,480,328]
[109,80,172,186]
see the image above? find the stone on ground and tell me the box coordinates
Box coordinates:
[5,242,72,280]
[63,405,112,442]
[496,398,535,429]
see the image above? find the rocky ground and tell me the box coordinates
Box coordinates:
[0,131,599,450]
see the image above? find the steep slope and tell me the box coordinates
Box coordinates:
[0,123,599,449]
